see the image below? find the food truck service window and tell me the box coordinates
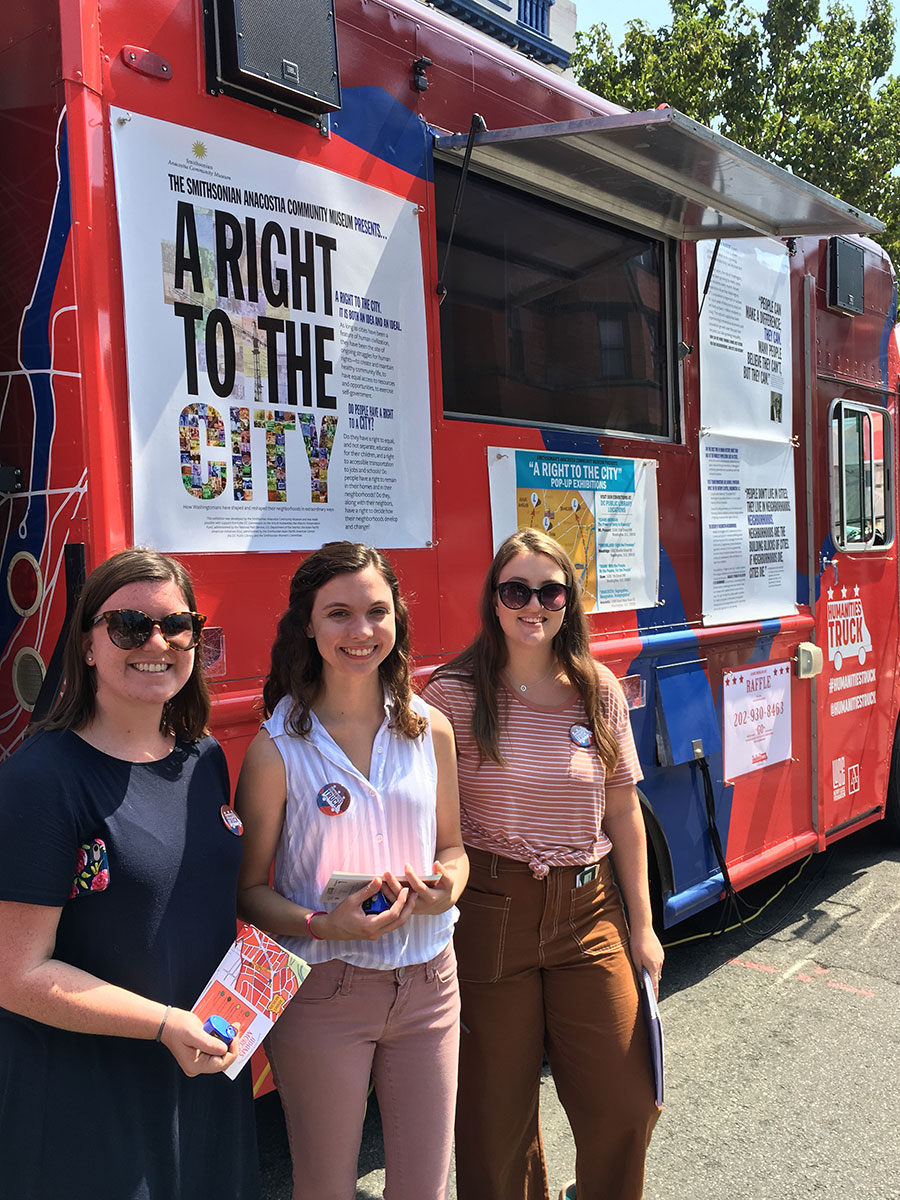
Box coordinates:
[434,161,675,440]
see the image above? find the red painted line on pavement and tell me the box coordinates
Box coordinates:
[728,959,875,998]
[826,980,874,997]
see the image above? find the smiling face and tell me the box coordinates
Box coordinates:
[305,565,397,683]
[84,579,196,717]
[494,551,568,652]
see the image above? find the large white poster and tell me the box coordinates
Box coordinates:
[487,448,659,613]
[697,238,797,624]
[110,109,432,552]
[697,238,792,441]
[699,435,797,623]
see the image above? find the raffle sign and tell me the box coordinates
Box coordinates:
[723,662,792,779]
[110,109,432,552]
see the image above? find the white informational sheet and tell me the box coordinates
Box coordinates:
[699,435,797,624]
[697,238,792,443]
[487,447,659,613]
[109,109,433,552]
[722,662,792,778]
[697,237,797,624]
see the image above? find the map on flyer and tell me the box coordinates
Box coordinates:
[192,922,309,1078]
[488,447,659,614]
[516,487,599,608]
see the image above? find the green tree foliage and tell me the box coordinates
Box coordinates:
[571,0,900,265]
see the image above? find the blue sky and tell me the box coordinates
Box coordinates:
[573,0,900,76]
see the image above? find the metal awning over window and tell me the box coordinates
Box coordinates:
[433,108,883,240]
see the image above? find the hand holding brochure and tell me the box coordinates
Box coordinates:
[192,922,309,1078]
[640,967,665,1109]
[320,870,441,908]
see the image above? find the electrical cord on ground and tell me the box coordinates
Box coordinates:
[661,845,835,949]
[662,746,836,947]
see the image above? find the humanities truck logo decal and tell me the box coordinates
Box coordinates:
[826,585,876,719]
[826,585,872,672]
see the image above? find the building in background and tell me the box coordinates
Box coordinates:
[421,0,575,69]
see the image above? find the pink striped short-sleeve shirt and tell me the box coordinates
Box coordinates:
[425,666,642,878]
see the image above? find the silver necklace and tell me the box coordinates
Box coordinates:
[506,663,557,693]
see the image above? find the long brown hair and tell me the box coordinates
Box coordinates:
[431,529,619,769]
[262,542,426,739]
[38,548,211,740]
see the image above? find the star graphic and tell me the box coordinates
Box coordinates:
[841,586,847,599]
[853,585,860,597]
[827,587,834,599]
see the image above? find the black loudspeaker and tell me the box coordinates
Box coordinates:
[207,0,341,118]
[827,236,864,316]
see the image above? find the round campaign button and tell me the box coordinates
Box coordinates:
[316,782,351,816]
[569,723,594,748]
[220,805,244,836]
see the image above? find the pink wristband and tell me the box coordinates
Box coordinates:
[306,910,327,940]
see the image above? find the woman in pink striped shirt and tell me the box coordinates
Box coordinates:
[425,528,662,1200]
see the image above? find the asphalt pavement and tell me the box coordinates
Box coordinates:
[258,823,900,1199]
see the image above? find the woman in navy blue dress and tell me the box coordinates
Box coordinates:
[0,548,258,1200]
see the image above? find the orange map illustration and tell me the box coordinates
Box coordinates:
[192,922,309,1077]
[518,488,597,610]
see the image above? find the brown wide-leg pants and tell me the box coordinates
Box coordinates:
[454,847,660,1200]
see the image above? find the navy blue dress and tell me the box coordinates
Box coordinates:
[0,730,258,1200]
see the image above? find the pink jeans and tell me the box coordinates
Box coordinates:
[266,941,460,1200]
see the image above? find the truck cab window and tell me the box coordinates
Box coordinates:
[433,161,673,439]
[829,399,893,550]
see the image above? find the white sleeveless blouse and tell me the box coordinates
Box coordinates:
[264,692,457,968]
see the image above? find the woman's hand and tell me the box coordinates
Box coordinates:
[629,922,665,999]
[314,875,417,942]
[161,1009,243,1077]
[395,862,456,915]
[0,900,246,1049]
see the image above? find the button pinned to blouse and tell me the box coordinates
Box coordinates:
[220,805,244,836]
[316,782,351,816]
[569,723,594,748]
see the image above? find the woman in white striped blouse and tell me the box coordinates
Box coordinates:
[236,541,467,1200]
